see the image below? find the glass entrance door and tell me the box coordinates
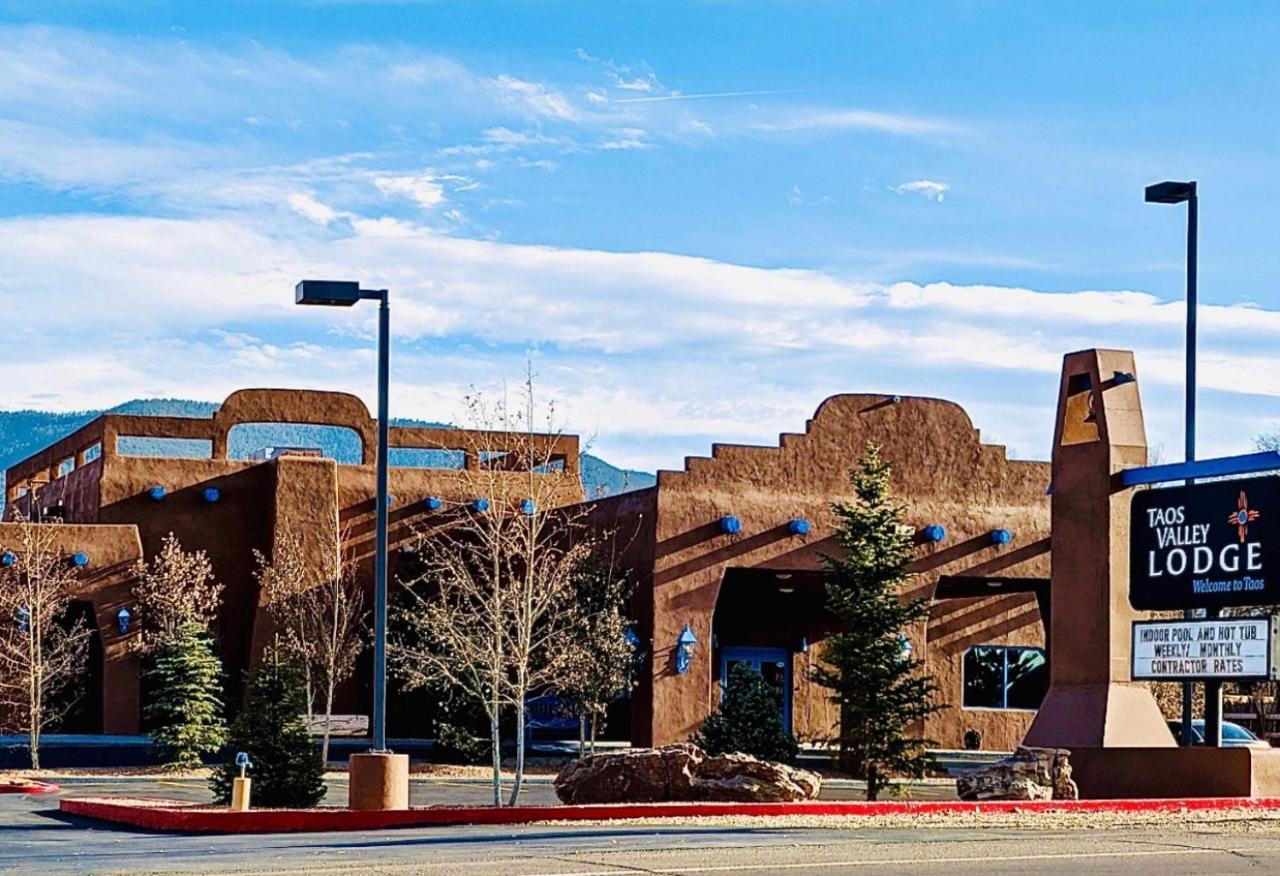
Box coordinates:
[720,646,792,733]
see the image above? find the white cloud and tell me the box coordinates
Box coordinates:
[287,192,343,224]
[372,173,447,209]
[575,49,663,94]
[5,211,1280,470]
[753,109,958,136]
[598,128,652,150]
[891,179,950,202]
[489,75,579,121]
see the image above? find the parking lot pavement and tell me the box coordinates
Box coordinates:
[17,777,1253,876]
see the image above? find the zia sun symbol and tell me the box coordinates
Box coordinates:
[1228,490,1260,543]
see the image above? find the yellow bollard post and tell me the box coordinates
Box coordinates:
[231,777,251,812]
[230,751,252,811]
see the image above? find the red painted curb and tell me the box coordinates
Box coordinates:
[0,780,60,795]
[58,795,1280,834]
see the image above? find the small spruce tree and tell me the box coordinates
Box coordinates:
[211,647,326,808]
[692,663,799,764]
[145,620,227,769]
[814,442,941,800]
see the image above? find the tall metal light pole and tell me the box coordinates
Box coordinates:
[295,279,391,752]
[1144,180,1205,746]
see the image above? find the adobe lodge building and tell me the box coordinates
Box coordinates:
[2,385,1052,752]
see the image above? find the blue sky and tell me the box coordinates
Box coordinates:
[2,2,1280,471]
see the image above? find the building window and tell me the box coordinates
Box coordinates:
[963,645,1048,710]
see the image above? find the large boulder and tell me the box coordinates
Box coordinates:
[554,744,821,804]
[956,746,1078,801]
[691,751,823,802]
[553,743,699,804]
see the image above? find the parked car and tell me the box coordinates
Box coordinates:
[1166,719,1271,749]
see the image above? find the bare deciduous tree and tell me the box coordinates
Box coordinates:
[0,510,92,768]
[256,529,365,763]
[394,371,604,806]
[558,558,635,757]
[131,533,222,652]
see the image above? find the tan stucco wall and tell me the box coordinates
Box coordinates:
[3,388,583,732]
[598,393,1052,749]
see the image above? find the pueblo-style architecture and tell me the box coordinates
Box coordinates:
[4,381,1055,752]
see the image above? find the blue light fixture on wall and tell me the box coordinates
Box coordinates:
[423,496,444,511]
[116,607,131,635]
[16,607,30,633]
[147,485,166,501]
[675,624,698,674]
[471,498,490,513]
[788,518,811,536]
[719,515,742,535]
[71,552,89,568]
[0,551,15,567]
[921,524,947,543]
[203,487,221,504]
[990,528,1014,545]
[519,498,536,516]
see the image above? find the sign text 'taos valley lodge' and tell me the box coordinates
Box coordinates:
[1129,475,1279,611]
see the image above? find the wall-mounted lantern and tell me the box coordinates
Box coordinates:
[16,607,30,633]
[423,496,444,511]
[147,485,166,502]
[675,623,698,674]
[203,487,221,504]
[989,528,1014,545]
[0,551,15,567]
[798,635,809,654]
[116,607,131,635]
[788,518,811,536]
[719,515,741,535]
[898,633,913,660]
[921,524,947,543]
[71,552,90,568]
[471,498,490,513]
[519,499,536,516]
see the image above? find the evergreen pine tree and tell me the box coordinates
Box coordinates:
[210,647,326,808]
[814,442,941,800]
[144,620,226,769]
[692,662,799,763]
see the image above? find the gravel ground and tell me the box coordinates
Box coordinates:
[535,806,1280,833]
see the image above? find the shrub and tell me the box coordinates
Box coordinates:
[145,621,226,769]
[434,721,491,766]
[692,662,799,764]
[210,647,325,808]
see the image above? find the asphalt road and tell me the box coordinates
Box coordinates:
[9,780,1280,875]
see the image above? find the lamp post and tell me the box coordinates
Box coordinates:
[296,280,406,808]
[1144,180,1208,747]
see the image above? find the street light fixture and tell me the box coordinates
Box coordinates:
[295,280,404,807]
[1144,180,1206,747]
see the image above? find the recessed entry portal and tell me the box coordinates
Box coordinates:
[720,647,792,732]
[712,566,833,738]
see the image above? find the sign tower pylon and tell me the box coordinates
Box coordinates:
[1023,348,1174,748]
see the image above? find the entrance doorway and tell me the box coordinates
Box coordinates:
[720,647,791,733]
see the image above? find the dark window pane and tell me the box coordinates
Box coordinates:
[963,647,1005,708]
[1005,648,1048,709]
